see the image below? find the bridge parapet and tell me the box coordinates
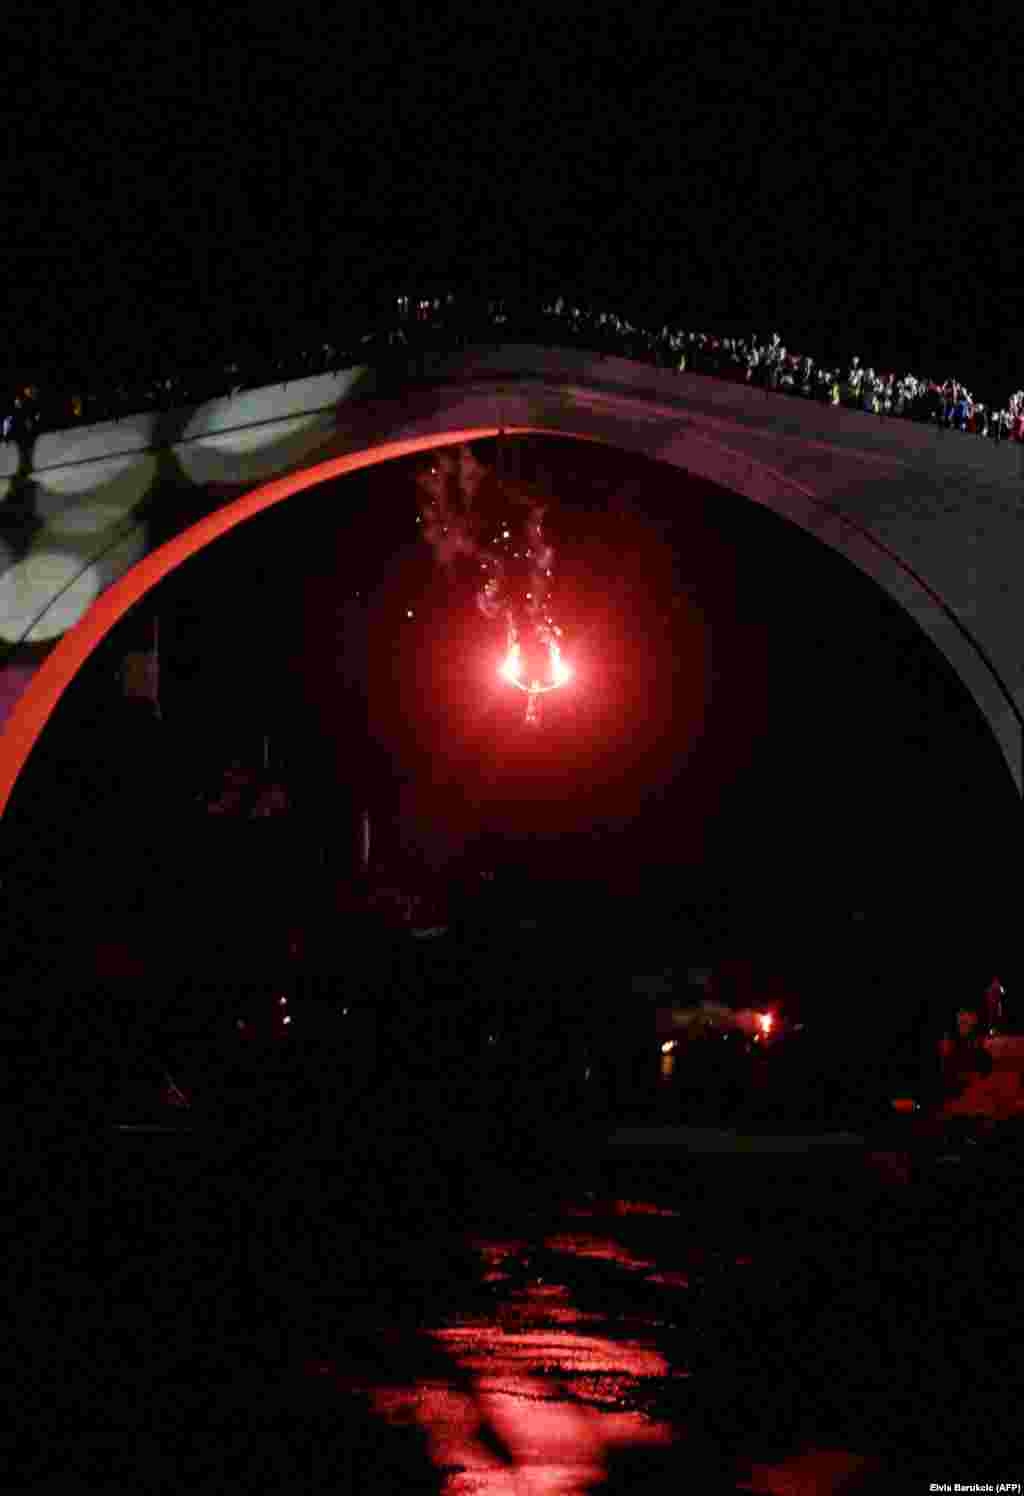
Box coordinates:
[1,345,1022,801]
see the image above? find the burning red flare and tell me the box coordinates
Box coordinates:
[498,615,572,726]
[498,638,571,693]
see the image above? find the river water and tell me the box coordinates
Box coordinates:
[12,1092,1023,1493]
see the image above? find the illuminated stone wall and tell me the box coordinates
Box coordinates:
[2,346,1021,801]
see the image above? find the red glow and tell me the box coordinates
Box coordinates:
[368,1297,673,1492]
[498,638,571,695]
[550,638,572,686]
[758,1013,774,1034]
[0,426,601,815]
[499,641,523,684]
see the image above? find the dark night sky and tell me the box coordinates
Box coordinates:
[5,9,1023,403]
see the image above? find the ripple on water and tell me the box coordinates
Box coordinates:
[360,1322,679,1495]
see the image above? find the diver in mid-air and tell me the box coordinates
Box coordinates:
[499,613,570,724]
[416,442,573,724]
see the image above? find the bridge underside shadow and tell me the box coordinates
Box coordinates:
[1,345,1022,807]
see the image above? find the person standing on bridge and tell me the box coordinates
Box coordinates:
[1012,395,1024,443]
[939,381,953,429]
[983,976,1005,1036]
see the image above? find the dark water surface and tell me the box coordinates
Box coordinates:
[11,1100,1023,1492]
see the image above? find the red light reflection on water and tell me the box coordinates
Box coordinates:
[303,1219,887,1495]
[543,1233,658,1274]
[565,1199,681,1219]
[736,1447,886,1495]
[368,1330,673,1492]
[350,1251,677,1495]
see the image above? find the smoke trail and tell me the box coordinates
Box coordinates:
[521,502,555,632]
[416,447,485,573]
[416,445,559,635]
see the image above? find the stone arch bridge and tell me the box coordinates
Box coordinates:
[1,343,1022,812]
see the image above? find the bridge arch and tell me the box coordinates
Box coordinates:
[1,345,1022,806]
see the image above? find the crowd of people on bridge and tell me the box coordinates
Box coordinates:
[4,290,1024,446]
[538,299,1024,442]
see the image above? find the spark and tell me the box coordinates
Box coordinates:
[498,630,572,714]
[499,640,522,685]
[549,638,572,685]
